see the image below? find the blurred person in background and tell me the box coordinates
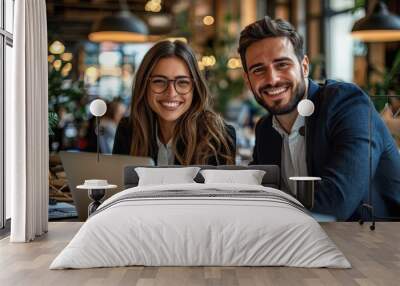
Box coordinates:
[113,40,236,165]
[98,100,127,154]
[83,99,127,154]
[50,105,75,151]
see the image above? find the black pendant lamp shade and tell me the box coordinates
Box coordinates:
[351,1,400,42]
[89,10,149,43]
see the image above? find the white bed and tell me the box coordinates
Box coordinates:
[50,182,351,269]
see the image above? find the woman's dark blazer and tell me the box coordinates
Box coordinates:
[112,117,236,165]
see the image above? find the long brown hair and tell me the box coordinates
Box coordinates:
[129,40,235,165]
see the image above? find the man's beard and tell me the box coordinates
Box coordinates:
[254,77,306,115]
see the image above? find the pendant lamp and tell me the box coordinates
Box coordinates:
[351,1,400,42]
[89,0,149,43]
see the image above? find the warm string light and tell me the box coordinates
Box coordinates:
[145,0,162,12]
[53,59,62,71]
[198,60,205,71]
[49,41,74,76]
[61,52,73,62]
[203,15,215,26]
[49,40,65,55]
[201,55,216,67]
[61,63,72,77]
[227,57,242,69]
[48,55,55,63]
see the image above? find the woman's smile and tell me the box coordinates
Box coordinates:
[158,100,185,111]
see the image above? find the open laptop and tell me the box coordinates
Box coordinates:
[59,151,154,221]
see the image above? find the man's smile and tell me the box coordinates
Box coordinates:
[260,84,291,101]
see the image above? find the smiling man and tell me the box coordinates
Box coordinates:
[239,16,400,221]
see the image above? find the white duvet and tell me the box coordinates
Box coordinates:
[50,183,351,269]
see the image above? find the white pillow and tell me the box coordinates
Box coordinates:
[200,169,266,185]
[135,167,201,186]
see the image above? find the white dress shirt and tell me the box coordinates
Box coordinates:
[272,115,308,195]
[157,137,175,165]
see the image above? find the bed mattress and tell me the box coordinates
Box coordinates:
[50,183,350,269]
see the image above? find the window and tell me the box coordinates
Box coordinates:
[325,0,360,82]
[5,0,13,33]
[1,0,14,230]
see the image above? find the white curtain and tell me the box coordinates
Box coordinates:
[8,0,48,242]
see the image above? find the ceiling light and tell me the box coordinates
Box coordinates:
[165,37,187,43]
[89,0,149,43]
[351,1,400,42]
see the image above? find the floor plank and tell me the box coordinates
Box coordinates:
[0,222,399,286]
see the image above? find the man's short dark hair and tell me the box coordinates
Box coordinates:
[238,16,304,72]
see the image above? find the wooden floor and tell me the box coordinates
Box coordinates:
[0,222,399,286]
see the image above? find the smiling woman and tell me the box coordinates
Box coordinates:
[112,40,236,165]
[146,57,194,139]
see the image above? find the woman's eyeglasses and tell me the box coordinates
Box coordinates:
[149,76,194,95]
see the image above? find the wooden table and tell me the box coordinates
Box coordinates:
[0,222,399,286]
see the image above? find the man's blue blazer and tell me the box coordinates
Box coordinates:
[251,79,400,220]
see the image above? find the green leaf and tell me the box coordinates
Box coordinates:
[48,112,59,136]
